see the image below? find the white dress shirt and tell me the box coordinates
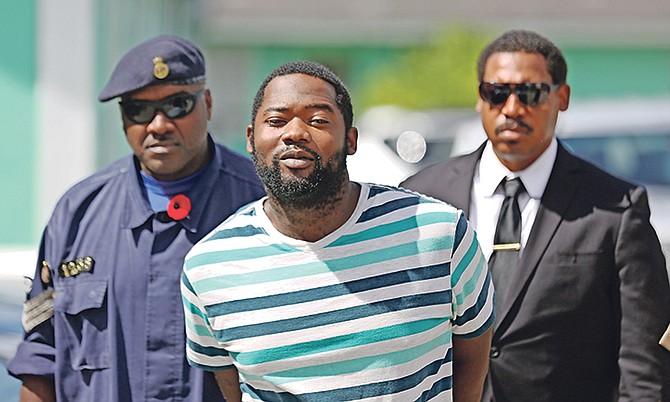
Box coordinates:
[469,138,558,260]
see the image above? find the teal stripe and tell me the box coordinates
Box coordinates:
[184,242,296,271]
[182,271,196,293]
[328,211,457,248]
[183,272,216,338]
[455,255,486,306]
[185,318,215,338]
[450,236,478,286]
[182,294,215,337]
[182,295,208,321]
[234,317,446,366]
[242,330,453,385]
[193,236,453,293]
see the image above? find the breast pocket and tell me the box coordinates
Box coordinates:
[539,251,609,310]
[54,277,109,370]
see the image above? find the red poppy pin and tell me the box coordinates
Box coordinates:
[167,194,191,220]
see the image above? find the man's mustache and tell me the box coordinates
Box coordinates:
[495,118,532,135]
[272,145,321,163]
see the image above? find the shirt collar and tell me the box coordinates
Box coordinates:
[478,137,558,198]
[123,135,220,232]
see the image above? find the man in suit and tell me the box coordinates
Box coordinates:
[401,29,670,402]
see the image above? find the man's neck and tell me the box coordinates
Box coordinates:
[264,181,361,243]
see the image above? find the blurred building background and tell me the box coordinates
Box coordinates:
[2,0,670,251]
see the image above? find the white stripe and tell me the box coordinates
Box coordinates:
[196,246,454,304]
[209,275,451,330]
[223,304,451,354]
[237,319,452,376]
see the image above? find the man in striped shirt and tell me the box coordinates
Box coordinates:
[181,61,494,401]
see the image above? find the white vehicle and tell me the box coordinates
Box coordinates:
[348,105,478,185]
[351,97,670,269]
[0,248,34,398]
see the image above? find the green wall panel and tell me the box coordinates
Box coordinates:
[0,1,37,245]
[564,47,670,99]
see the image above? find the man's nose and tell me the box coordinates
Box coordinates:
[146,111,172,135]
[280,117,310,143]
[501,92,525,117]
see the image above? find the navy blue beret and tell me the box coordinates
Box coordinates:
[98,35,206,102]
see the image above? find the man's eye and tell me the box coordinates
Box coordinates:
[266,118,286,126]
[124,104,143,115]
[169,97,191,109]
[310,118,329,125]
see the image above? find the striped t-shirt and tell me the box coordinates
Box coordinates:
[182,183,494,401]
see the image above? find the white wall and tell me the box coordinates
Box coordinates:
[36,0,97,229]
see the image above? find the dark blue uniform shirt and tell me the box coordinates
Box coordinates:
[8,138,265,401]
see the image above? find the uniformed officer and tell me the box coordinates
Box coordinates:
[8,35,265,402]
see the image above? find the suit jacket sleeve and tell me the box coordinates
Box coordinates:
[616,185,670,401]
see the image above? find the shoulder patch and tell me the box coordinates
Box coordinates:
[22,289,55,333]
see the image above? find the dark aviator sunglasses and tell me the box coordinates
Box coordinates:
[119,89,205,124]
[479,82,560,107]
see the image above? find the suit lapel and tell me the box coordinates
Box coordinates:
[441,144,485,216]
[494,144,585,333]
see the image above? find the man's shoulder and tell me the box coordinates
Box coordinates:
[557,144,641,194]
[56,156,134,206]
[198,198,264,242]
[185,199,264,267]
[401,146,482,189]
[413,152,475,177]
[365,183,463,219]
[41,156,136,236]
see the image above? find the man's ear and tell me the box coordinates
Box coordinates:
[346,126,358,155]
[475,98,484,112]
[558,84,571,111]
[204,89,213,120]
[246,125,254,155]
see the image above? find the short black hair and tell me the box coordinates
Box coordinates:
[250,60,354,132]
[477,30,568,85]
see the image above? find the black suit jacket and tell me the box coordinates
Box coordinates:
[401,141,670,402]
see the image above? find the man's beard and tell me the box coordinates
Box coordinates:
[252,144,348,211]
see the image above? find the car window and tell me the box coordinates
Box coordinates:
[561,132,670,186]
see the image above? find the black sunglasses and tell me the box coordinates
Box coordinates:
[479,82,560,107]
[119,89,205,124]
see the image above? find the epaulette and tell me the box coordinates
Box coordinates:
[22,289,55,333]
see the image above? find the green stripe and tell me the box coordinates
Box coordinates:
[450,236,477,286]
[182,295,215,338]
[328,211,457,247]
[184,243,295,271]
[455,256,486,305]
[185,318,215,338]
[234,318,446,366]
[243,329,452,385]
[193,236,453,293]
[182,295,208,321]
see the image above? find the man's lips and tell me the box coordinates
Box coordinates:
[495,120,531,139]
[279,149,315,169]
[146,142,178,154]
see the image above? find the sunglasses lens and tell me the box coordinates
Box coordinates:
[163,94,196,119]
[480,83,553,106]
[491,87,512,105]
[122,103,156,124]
[516,83,550,106]
[120,92,200,124]
[480,83,511,106]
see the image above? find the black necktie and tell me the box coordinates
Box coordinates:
[489,177,525,308]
